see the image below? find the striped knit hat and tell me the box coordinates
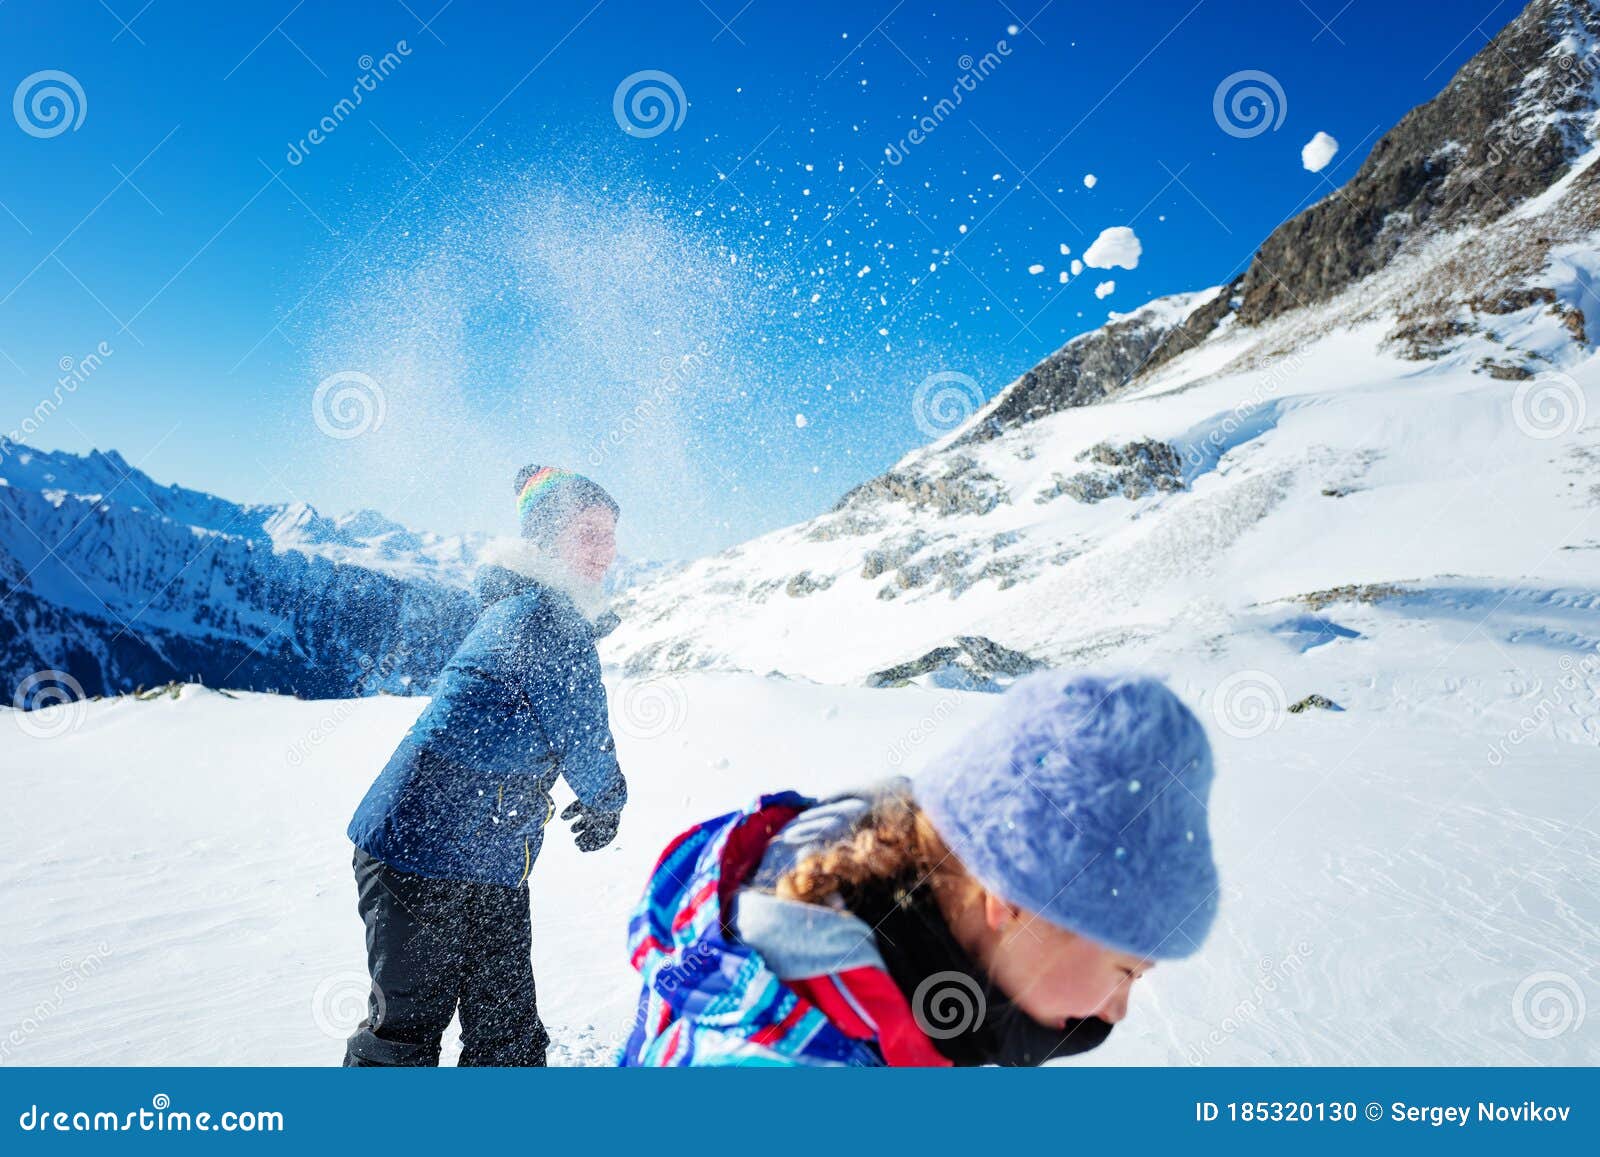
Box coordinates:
[514,464,620,544]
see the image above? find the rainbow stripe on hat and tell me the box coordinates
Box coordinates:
[516,466,572,522]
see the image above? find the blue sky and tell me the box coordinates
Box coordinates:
[0,0,1522,558]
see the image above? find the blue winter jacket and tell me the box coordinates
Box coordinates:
[348,564,627,887]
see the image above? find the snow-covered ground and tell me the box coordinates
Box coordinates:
[3,606,1597,1065]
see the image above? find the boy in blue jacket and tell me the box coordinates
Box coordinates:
[344,465,628,1067]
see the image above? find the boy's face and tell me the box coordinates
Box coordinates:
[555,505,618,583]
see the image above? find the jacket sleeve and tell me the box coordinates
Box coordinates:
[504,597,629,814]
[414,600,556,780]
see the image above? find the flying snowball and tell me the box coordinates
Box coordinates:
[1028,263,1045,275]
[1083,225,1142,270]
[1302,131,1339,172]
[1083,173,1098,188]
[1094,280,1115,299]
[795,413,809,428]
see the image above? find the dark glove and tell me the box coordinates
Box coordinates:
[560,800,620,852]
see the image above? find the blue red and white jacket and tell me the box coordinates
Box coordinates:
[619,790,951,1067]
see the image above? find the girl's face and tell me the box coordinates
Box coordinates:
[554,506,618,583]
[970,892,1154,1027]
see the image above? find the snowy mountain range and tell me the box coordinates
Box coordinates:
[601,0,1600,692]
[0,445,489,698]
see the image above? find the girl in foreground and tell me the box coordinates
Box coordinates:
[620,671,1220,1067]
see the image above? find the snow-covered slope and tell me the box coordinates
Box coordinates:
[2,625,1594,1064]
[603,0,1600,689]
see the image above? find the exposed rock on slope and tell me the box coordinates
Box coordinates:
[865,635,1046,690]
[1150,0,1600,368]
[832,454,1008,518]
[1037,439,1185,505]
[962,290,1221,442]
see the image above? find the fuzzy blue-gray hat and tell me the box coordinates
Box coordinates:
[914,670,1219,960]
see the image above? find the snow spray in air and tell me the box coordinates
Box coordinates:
[305,174,769,559]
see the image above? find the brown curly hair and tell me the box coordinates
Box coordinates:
[775,790,978,908]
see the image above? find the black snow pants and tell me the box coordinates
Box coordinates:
[343,847,549,1067]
